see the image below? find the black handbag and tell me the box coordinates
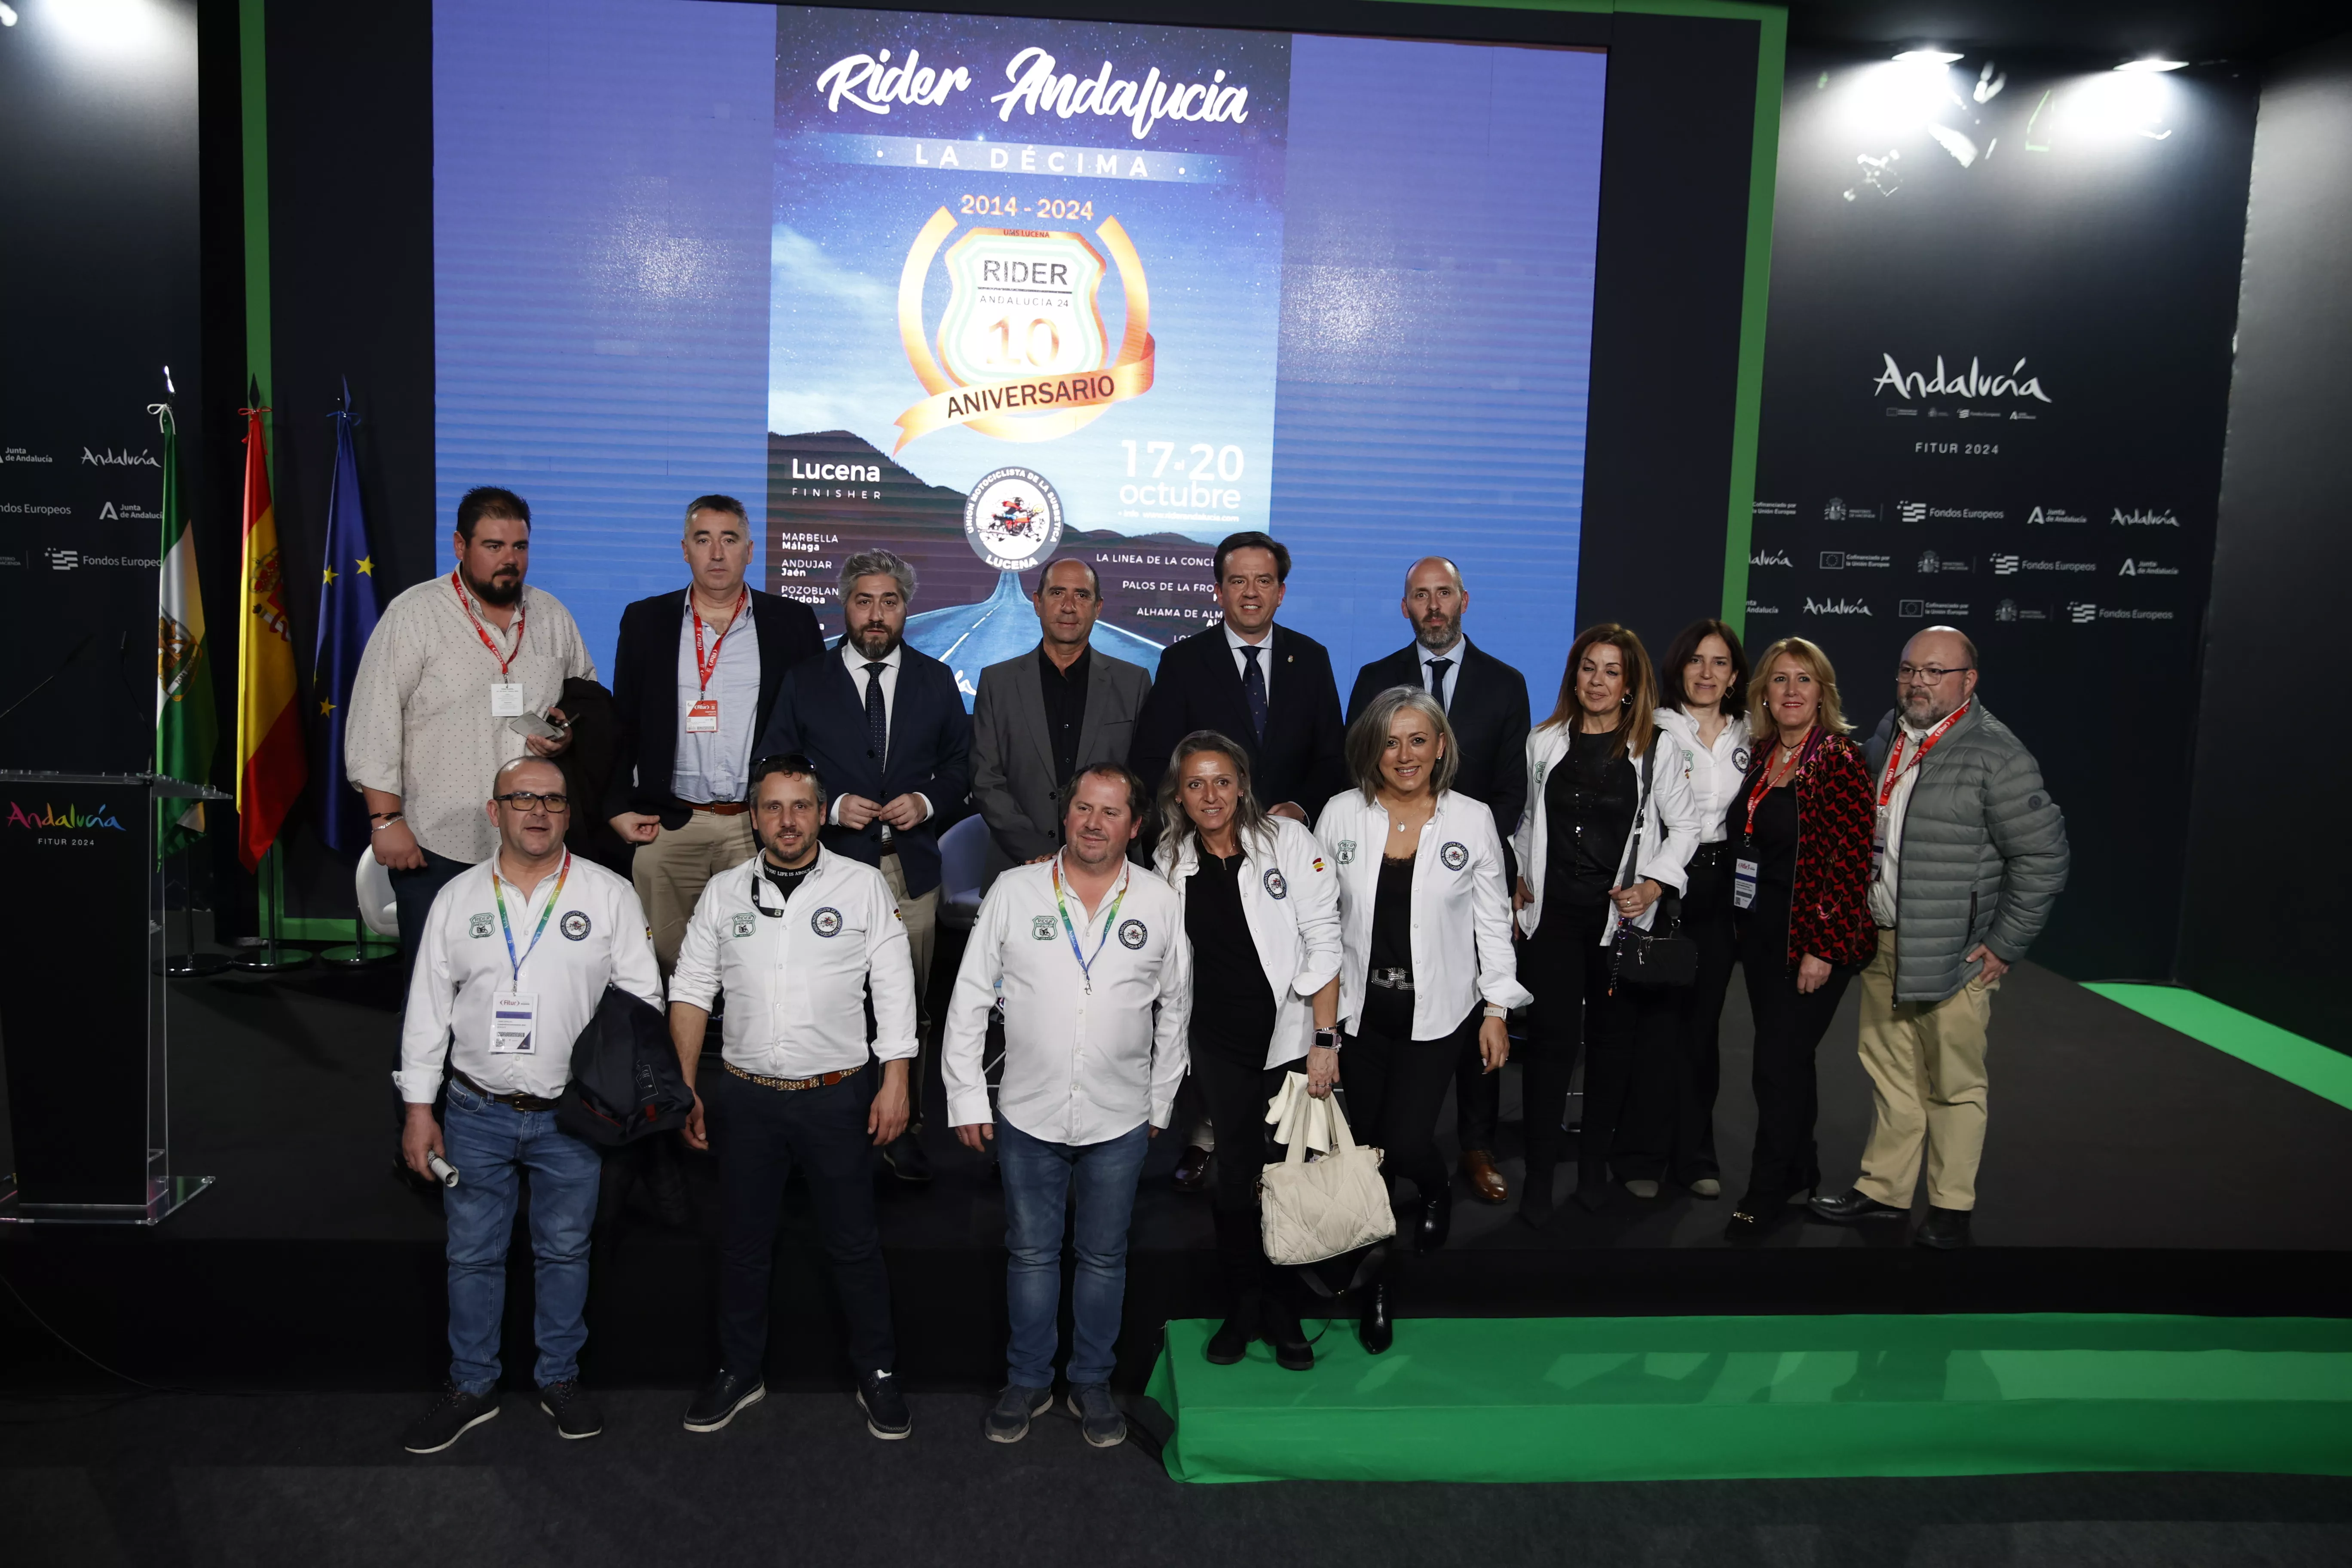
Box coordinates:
[1609,740,1699,991]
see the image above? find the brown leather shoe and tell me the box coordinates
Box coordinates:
[1461,1150,1509,1204]
[1171,1144,1212,1191]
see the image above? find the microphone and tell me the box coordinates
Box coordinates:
[0,632,98,725]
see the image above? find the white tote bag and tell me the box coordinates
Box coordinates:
[1258,1073,1396,1266]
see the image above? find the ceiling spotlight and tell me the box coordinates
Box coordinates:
[1893,49,1963,64]
[0,4,18,24]
[2115,58,2187,72]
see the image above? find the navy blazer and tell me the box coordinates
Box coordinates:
[603,587,825,827]
[1348,636,1532,866]
[753,641,973,897]
[1129,622,1347,818]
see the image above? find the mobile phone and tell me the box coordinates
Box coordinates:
[506,710,568,742]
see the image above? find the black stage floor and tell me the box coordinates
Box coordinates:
[3,947,2347,1393]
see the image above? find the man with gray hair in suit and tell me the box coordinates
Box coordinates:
[969,557,1152,884]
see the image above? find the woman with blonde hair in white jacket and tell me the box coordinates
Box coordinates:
[1513,623,1701,1224]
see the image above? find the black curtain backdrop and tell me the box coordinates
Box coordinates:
[2178,31,2352,1052]
[1745,49,2257,981]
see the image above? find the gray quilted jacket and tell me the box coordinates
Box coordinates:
[1865,701,2069,1003]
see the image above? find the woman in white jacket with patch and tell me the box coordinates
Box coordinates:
[1513,623,1701,1224]
[1156,730,1342,1372]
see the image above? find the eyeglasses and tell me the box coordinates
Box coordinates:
[1896,664,1974,684]
[494,790,570,812]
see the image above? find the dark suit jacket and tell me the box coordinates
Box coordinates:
[1129,622,1347,818]
[753,642,973,897]
[971,646,1152,881]
[603,587,825,827]
[1348,637,1532,861]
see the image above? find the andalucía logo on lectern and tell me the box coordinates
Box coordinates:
[893,208,1155,451]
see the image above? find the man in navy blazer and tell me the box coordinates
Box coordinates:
[754,548,971,1182]
[1128,531,1346,824]
[1346,556,1531,1207]
[606,496,827,974]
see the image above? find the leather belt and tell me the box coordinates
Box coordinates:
[724,1060,864,1093]
[450,1068,561,1113]
[1368,967,1415,991]
[689,800,750,816]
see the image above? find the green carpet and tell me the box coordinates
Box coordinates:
[1146,1314,2352,1483]
[2084,983,2352,1111]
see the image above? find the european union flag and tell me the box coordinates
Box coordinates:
[313,386,382,853]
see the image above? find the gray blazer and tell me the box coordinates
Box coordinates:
[970,646,1152,882]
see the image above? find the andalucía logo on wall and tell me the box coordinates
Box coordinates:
[1750,547,1792,567]
[6,801,126,831]
[2110,508,2179,527]
[1804,596,1873,616]
[1872,355,2052,404]
[81,447,161,468]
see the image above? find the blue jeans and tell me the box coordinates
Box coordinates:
[996,1119,1151,1388]
[441,1078,604,1393]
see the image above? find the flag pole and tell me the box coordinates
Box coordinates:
[230,374,312,974]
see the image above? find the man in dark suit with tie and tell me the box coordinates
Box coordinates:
[606,495,827,974]
[755,548,972,1182]
[1346,556,1531,1206]
[971,558,1152,883]
[1129,530,1346,823]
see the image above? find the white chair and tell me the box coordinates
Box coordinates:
[937,813,990,932]
[355,844,400,939]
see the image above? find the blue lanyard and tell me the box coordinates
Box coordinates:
[1051,859,1128,995]
[492,853,572,988]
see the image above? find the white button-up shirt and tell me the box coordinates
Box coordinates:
[1224,622,1274,704]
[1869,717,1934,928]
[1654,707,1754,846]
[346,575,597,863]
[1316,787,1531,1038]
[1417,635,1464,711]
[671,591,762,805]
[668,848,919,1078]
[942,853,1190,1143]
[396,852,662,1103]
[831,641,931,825]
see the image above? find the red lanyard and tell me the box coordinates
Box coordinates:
[452,570,525,679]
[1877,702,1969,809]
[1743,727,1817,839]
[691,588,748,695]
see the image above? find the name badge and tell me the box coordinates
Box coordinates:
[490,989,538,1054]
[1870,806,1890,876]
[1732,858,1759,912]
[490,683,526,717]
[685,697,720,734]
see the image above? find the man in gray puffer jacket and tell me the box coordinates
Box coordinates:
[1810,627,2068,1249]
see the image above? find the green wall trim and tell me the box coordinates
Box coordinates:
[2083,984,2352,1112]
[238,0,270,413]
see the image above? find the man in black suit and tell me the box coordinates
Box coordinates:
[1346,556,1531,1207]
[607,495,827,975]
[1129,530,1346,823]
[755,548,971,1182]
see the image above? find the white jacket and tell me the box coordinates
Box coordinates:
[1514,721,1703,943]
[1315,787,1531,1038]
[1651,706,1754,847]
[1156,816,1344,1069]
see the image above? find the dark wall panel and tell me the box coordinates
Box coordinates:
[2179,31,2352,1050]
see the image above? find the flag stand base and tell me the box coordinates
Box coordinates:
[165,953,233,978]
[231,940,313,974]
[319,942,395,967]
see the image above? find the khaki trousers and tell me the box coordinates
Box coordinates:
[633,809,757,975]
[1853,937,1996,1211]
[879,850,939,1125]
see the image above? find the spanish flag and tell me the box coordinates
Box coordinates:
[234,397,306,871]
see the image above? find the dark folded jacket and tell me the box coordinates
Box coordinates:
[557,983,693,1148]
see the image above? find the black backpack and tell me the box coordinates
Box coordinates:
[557,983,695,1148]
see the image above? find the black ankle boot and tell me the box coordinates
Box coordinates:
[1260,1282,1313,1371]
[1358,1280,1393,1354]
[1520,1159,1556,1228]
[1206,1207,1262,1364]
[1206,1310,1256,1364]
[1416,1188,1454,1254]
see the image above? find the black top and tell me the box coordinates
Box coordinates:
[1037,645,1093,797]
[758,857,815,910]
[1184,848,1277,1057]
[1360,853,1419,1040]
[1733,781,1799,927]
[1545,727,1637,911]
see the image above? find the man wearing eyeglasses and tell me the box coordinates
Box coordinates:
[1810,627,2069,1249]
[664,754,919,1440]
[395,756,663,1454]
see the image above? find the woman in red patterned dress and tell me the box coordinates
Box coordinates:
[1724,637,1878,1242]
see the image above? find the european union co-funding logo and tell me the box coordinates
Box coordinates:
[6,801,126,831]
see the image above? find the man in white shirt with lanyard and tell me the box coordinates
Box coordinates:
[665,753,920,1441]
[394,756,662,1454]
[943,763,1188,1450]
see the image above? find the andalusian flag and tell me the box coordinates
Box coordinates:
[234,395,306,871]
[153,401,217,858]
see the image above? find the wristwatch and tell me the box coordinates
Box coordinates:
[1314,1027,1340,1051]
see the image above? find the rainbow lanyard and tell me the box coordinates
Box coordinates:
[492,852,573,987]
[1050,858,1129,995]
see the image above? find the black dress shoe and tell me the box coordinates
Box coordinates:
[1171,1144,1212,1191]
[1205,1314,1253,1365]
[1915,1206,1973,1249]
[1416,1190,1453,1254]
[879,1131,933,1184]
[1809,1187,1906,1224]
[1358,1281,1393,1355]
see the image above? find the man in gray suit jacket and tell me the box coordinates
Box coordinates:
[970,558,1153,883]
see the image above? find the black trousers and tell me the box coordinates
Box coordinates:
[705,1063,895,1379]
[1190,1045,1292,1314]
[1737,907,1855,1204]
[1617,847,1738,1184]
[1453,1026,1502,1155]
[1524,903,1680,1188]
[1341,1012,1473,1204]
